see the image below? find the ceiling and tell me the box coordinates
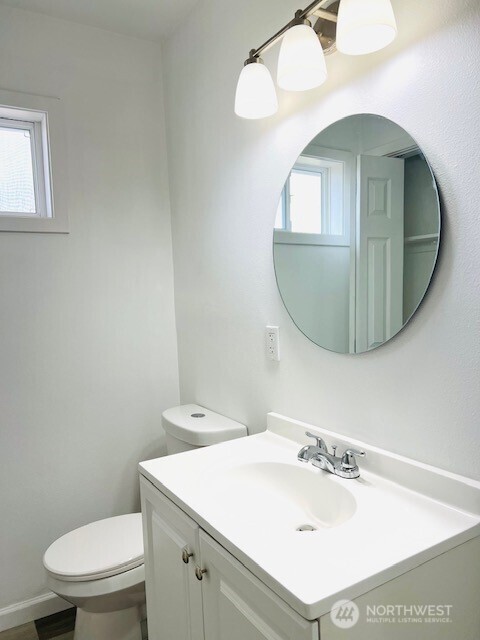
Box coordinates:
[0,0,200,40]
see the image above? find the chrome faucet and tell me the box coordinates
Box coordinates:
[297,432,328,461]
[298,432,366,479]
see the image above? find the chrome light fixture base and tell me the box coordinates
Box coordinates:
[312,0,340,55]
[245,0,340,63]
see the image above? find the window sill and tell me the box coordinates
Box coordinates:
[0,214,69,233]
[273,230,349,247]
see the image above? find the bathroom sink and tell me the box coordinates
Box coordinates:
[202,461,357,530]
[140,412,480,619]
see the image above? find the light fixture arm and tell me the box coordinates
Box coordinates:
[247,0,337,61]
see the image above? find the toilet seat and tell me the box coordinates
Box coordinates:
[45,563,145,607]
[44,513,144,582]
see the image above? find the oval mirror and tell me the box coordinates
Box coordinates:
[273,114,440,354]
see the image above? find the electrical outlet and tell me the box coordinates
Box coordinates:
[266,326,280,361]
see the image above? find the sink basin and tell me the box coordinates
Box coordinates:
[140,412,480,620]
[203,461,357,530]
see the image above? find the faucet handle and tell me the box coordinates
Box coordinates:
[305,431,327,451]
[341,448,366,469]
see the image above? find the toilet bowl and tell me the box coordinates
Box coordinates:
[44,405,246,640]
[44,513,145,640]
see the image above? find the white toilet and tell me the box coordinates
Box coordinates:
[43,404,246,640]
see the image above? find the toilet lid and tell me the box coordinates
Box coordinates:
[43,513,144,582]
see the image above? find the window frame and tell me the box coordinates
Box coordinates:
[0,89,68,234]
[0,115,49,218]
[284,164,329,235]
[274,147,354,248]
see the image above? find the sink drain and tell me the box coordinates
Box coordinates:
[296,524,317,532]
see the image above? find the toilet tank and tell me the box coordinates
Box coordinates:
[162,404,247,455]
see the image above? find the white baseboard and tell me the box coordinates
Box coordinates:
[0,592,72,632]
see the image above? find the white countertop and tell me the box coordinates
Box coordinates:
[139,413,480,620]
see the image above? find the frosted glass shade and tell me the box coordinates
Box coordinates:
[234,61,278,119]
[337,0,397,55]
[277,24,328,92]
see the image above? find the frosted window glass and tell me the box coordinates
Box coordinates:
[0,127,36,214]
[289,170,322,234]
[275,198,283,229]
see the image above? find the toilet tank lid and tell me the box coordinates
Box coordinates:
[162,404,247,447]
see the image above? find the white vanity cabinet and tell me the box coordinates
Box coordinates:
[140,413,480,640]
[140,477,319,640]
[199,531,318,640]
[140,476,204,640]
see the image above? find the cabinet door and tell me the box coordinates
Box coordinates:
[140,477,204,640]
[199,531,318,640]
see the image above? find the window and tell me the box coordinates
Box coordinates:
[275,166,326,234]
[274,148,353,246]
[0,111,52,221]
[0,124,36,214]
[0,89,68,233]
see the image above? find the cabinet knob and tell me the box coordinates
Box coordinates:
[182,547,194,564]
[195,566,207,581]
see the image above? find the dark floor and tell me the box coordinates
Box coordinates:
[0,609,75,640]
[0,608,148,640]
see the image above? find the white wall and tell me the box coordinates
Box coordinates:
[163,0,480,480]
[0,6,179,619]
[273,243,351,352]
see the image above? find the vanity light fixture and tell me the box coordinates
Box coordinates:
[337,0,397,55]
[234,52,278,120]
[277,15,328,92]
[234,0,397,119]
